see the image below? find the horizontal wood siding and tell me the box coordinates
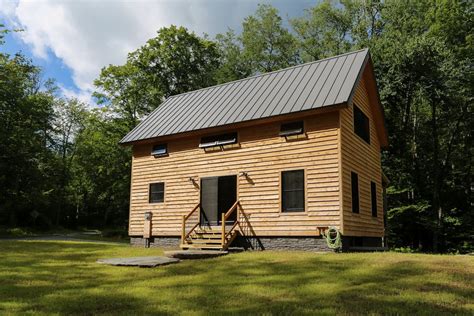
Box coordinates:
[340,68,384,237]
[129,111,341,237]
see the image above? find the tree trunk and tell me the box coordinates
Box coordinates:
[431,101,442,252]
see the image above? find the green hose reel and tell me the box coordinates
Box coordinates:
[322,226,342,250]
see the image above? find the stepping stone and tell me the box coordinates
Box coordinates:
[164,250,228,259]
[97,256,180,267]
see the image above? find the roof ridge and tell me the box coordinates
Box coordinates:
[167,48,369,100]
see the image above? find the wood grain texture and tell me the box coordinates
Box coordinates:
[128,64,386,239]
[129,111,341,237]
[340,66,385,237]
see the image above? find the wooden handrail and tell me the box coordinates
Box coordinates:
[184,203,200,221]
[184,222,200,240]
[224,200,240,220]
[225,221,239,239]
[221,200,240,247]
[181,203,200,244]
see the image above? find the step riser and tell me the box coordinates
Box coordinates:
[180,245,223,250]
[181,230,239,250]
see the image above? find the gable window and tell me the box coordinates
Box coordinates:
[351,172,359,213]
[371,181,377,217]
[280,121,304,137]
[151,144,168,157]
[199,132,237,148]
[281,170,305,212]
[354,105,370,144]
[149,183,164,203]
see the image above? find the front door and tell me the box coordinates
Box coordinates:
[200,175,237,226]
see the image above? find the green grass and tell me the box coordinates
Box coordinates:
[0,227,40,238]
[0,227,129,243]
[0,241,472,315]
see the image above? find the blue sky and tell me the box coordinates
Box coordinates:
[0,0,315,104]
[2,32,77,89]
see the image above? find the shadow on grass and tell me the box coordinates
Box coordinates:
[166,255,473,315]
[0,241,472,315]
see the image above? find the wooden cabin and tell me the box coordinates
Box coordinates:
[120,49,388,251]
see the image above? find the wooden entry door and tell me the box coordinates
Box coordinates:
[200,175,237,226]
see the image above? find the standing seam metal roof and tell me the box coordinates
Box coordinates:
[120,48,369,144]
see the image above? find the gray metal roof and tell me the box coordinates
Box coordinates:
[120,48,369,144]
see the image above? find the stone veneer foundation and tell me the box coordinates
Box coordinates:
[130,236,335,252]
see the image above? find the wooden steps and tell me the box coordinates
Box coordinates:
[181,227,239,250]
[180,244,223,250]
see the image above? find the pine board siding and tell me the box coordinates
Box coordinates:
[340,67,384,237]
[129,111,341,237]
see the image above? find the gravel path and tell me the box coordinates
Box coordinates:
[0,232,127,245]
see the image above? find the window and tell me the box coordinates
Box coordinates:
[371,181,377,217]
[280,121,304,137]
[351,172,359,213]
[354,105,370,144]
[199,132,237,148]
[149,183,164,203]
[151,144,167,157]
[281,170,305,212]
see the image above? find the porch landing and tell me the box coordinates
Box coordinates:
[164,250,228,259]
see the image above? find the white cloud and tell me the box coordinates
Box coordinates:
[58,83,95,107]
[0,0,311,103]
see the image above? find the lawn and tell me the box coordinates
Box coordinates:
[0,241,472,315]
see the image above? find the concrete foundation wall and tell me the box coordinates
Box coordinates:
[130,235,383,252]
[130,236,180,248]
[233,236,333,252]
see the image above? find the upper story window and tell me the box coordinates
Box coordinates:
[151,144,168,158]
[354,105,370,144]
[149,182,164,203]
[281,170,305,212]
[280,121,304,137]
[199,132,237,149]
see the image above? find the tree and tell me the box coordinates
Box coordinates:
[69,108,131,227]
[214,29,252,84]
[51,98,87,225]
[291,0,355,61]
[94,25,220,128]
[0,52,57,227]
[241,4,299,72]
[368,0,473,251]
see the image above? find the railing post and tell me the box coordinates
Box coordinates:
[237,202,240,223]
[181,215,186,244]
[221,213,226,246]
[198,203,200,226]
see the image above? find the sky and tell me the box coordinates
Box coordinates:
[0,0,315,104]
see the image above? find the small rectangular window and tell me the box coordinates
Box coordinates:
[280,121,304,137]
[199,132,237,148]
[371,181,377,217]
[151,144,168,157]
[354,105,370,144]
[149,183,164,203]
[282,170,305,212]
[351,172,359,213]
